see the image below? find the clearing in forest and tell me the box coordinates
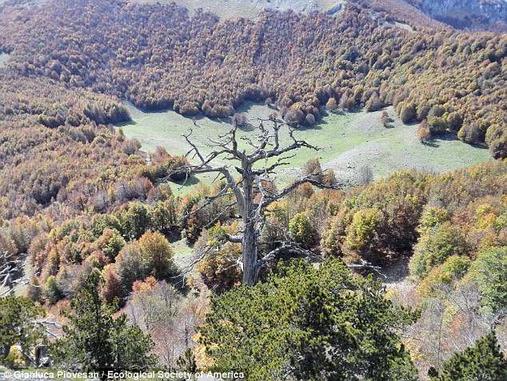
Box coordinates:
[118,103,491,189]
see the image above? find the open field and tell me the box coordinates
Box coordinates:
[119,103,491,263]
[119,103,491,189]
[132,0,344,19]
[0,0,44,7]
[0,52,10,67]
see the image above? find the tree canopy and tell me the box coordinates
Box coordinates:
[429,331,507,381]
[199,259,418,381]
[0,296,44,362]
[51,270,156,378]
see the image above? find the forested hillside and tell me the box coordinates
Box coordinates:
[0,0,505,157]
[0,0,505,379]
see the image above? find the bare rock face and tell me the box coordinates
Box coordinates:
[407,0,507,31]
[137,0,345,19]
[137,1,505,31]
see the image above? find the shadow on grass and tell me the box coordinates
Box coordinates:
[422,140,440,148]
[169,175,200,187]
[423,132,465,148]
[116,120,137,127]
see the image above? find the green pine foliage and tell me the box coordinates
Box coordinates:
[0,296,45,363]
[199,259,418,381]
[51,270,156,378]
[466,246,507,313]
[429,331,507,381]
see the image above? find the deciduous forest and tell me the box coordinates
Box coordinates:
[0,0,505,380]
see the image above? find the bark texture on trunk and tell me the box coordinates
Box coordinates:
[242,223,258,286]
[241,162,259,285]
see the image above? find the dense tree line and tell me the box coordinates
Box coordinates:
[0,0,505,377]
[0,0,505,157]
[0,73,140,219]
[0,73,129,128]
[2,157,505,376]
[10,158,502,307]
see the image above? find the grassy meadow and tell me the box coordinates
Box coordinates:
[133,0,344,19]
[0,52,10,68]
[119,102,491,189]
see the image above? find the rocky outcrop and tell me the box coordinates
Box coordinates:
[407,0,507,31]
[155,0,345,19]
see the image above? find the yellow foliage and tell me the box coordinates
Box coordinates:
[193,333,215,371]
[4,346,27,369]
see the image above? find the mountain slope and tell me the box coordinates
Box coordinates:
[133,0,346,19]
[0,0,503,223]
[407,0,507,31]
[1,0,504,158]
[135,0,506,30]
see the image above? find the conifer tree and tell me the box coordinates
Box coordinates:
[0,296,44,363]
[200,259,418,381]
[51,269,156,379]
[429,331,507,381]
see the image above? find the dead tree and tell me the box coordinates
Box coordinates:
[0,250,22,295]
[167,118,337,285]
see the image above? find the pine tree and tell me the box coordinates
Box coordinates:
[51,269,156,380]
[200,259,418,381]
[0,296,45,363]
[429,331,507,381]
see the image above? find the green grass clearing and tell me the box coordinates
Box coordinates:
[118,102,491,191]
[132,0,344,19]
[0,53,10,68]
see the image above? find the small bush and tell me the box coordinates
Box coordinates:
[409,222,468,279]
[289,213,318,249]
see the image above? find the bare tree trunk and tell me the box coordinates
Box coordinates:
[242,222,258,285]
[176,120,332,286]
[241,163,259,285]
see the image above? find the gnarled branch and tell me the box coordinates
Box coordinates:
[162,118,340,285]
